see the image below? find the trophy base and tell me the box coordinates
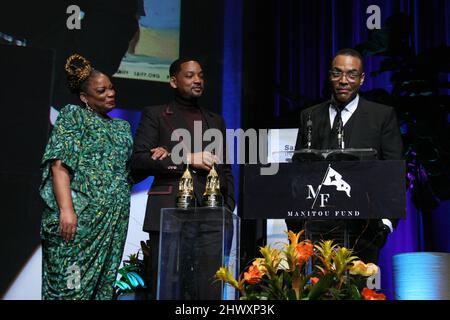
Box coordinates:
[176,195,195,209]
[202,194,223,208]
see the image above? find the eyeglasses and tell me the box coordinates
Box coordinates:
[329,70,363,82]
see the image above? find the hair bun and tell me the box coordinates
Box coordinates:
[65,54,93,93]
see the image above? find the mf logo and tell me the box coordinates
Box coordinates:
[306,165,351,208]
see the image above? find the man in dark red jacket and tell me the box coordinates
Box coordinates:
[131,58,235,299]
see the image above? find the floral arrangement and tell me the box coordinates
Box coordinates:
[215,230,386,300]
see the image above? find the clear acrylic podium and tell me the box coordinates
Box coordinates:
[157,207,240,300]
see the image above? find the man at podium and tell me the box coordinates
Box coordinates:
[287,48,403,263]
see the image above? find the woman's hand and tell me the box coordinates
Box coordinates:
[51,160,77,243]
[59,209,77,242]
[151,146,170,160]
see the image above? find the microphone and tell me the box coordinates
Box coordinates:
[306,114,313,149]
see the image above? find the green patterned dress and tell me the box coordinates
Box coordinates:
[40,104,133,300]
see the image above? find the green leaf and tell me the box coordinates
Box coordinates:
[126,272,139,288]
[115,280,131,291]
[127,272,145,288]
[348,284,363,300]
[307,273,336,300]
[287,289,297,300]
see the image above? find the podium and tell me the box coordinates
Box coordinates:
[243,161,405,219]
[243,149,406,258]
[292,148,378,162]
[157,207,240,300]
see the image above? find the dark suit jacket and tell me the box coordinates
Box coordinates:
[288,97,404,262]
[294,97,403,160]
[130,102,235,232]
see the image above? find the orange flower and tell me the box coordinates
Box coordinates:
[310,277,320,285]
[244,265,263,285]
[361,287,386,300]
[295,242,314,266]
[288,230,304,246]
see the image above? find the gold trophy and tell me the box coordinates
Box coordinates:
[176,164,195,209]
[202,164,223,207]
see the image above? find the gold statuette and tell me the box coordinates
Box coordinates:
[176,164,195,209]
[202,164,223,207]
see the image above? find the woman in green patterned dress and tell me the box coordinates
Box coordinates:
[39,54,133,299]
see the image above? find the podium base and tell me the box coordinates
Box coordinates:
[157,207,240,300]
